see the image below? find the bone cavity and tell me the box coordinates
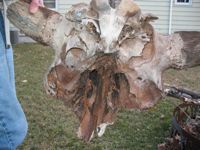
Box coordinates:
[97,122,114,137]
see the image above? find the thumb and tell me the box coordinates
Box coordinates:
[29,0,44,14]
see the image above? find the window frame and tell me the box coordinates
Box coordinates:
[43,0,58,10]
[175,0,192,6]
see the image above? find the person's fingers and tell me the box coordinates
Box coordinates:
[29,0,39,14]
[39,0,44,7]
[29,0,44,14]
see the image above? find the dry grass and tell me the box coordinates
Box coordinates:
[13,43,200,150]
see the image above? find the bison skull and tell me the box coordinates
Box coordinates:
[7,0,200,142]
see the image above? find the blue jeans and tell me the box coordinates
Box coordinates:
[0,12,28,149]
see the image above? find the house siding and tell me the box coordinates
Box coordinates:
[172,0,200,33]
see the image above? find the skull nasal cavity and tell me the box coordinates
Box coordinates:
[89,70,99,86]
[87,87,93,98]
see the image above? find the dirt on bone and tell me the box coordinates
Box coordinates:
[46,64,80,100]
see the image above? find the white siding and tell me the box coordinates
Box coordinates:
[172,0,200,33]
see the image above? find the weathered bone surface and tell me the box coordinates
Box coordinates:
[7,0,200,142]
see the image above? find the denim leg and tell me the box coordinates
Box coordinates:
[0,12,6,45]
[0,12,28,150]
[6,47,16,94]
[0,12,16,93]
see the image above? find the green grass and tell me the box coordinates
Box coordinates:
[13,43,200,150]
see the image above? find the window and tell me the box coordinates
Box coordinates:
[44,0,57,10]
[175,0,192,5]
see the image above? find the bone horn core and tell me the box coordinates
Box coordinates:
[7,0,62,48]
[117,0,140,17]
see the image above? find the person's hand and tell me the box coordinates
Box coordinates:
[29,0,44,14]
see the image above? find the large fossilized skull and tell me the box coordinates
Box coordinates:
[44,0,161,141]
[8,0,200,143]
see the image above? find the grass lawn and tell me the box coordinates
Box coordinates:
[13,43,200,150]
